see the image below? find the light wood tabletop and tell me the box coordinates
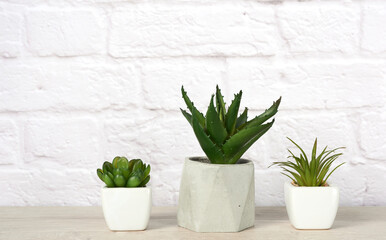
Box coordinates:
[0,206,385,240]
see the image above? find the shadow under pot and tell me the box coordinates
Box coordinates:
[177,157,255,233]
[102,187,152,231]
[284,182,339,230]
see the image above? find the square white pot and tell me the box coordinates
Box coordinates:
[177,157,255,232]
[284,182,339,230]
[102,187,152,231]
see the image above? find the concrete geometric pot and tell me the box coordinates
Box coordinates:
[177,157,255,232]
[101,187,152,231]
[284,182,339,230]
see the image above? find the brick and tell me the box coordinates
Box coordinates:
[24,118,100,168]
[359,112,386,160]
[26,10,105,56]
[0,119,19,165]
[227,59,386,110]
[0,62,140,111]
[277,4,360,54]
[362,2,386,53]
[142,58,227,111]
[109,5,277,57]
[0,13,21,57]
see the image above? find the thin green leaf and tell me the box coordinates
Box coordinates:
[240,97,281,129]
[235,107,248,130]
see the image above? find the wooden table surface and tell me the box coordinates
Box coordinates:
[0,206,385,240]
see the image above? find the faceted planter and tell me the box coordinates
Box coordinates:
[177,157,255,232]
[102,187,152,231]
[284,182,339,230]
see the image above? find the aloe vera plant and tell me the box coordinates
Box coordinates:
[271,137,345,186]
[97,157,151,188]
[180,85,281,164]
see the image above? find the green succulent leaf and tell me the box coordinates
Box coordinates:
[112,156,121,168]
[97,169,104,181]
[126,176,141,187]
[241,97,281,129]
[139,175,150,187]
[235,107,248,130]
[225,91,242,135]
[103,174,115,187]
[223,120,274,164]
[114,174,126,187]
[180,108,192,126]
[192,108,224,163]
[215,85,226,122]
[205,95,228,145]
[102,162,113,173]
[181,86,205,127]
[117,157,129,169]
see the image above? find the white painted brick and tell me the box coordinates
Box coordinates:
[0,119,19,165]
[0,12,21,57]
[227,60,386,109]
[0,62,141,111]
[0,169,100,206]
[109,5,277,57]
[277,4,360,54]
[26,10,105,56]
[362,2,386,53]
[24,118,100,168]
[0,0,385,207]
[359,112,386,160]
[142,58,227,111]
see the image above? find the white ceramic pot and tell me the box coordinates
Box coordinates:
[284,182,339,229]
[101,187,152,231]
[177,157,255,232]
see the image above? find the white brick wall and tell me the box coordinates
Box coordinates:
[0,0,385,206]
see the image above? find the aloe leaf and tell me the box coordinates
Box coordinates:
[240,97,281,129]
[225,90,242,135]
[192,108,224,163]
[181,86,205,127]
[97,169,104,181]
[180,108,192,126]
[223,120,274,164]
[215,85,226,122]
[103,174,115,187]
[205,95,228,145]
[235,107,248,130]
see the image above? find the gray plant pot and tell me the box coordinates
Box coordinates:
[177,157,255,232]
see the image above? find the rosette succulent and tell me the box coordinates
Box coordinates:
[180,85,281,164]
[97,157,151,188]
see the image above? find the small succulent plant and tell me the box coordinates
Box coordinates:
[180,85,281,164]
[97,157,151,188]
[271,137,345,187]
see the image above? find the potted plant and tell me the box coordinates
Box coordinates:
[271,137,345,230]
[96,157,151,231]
[177,85,281,232]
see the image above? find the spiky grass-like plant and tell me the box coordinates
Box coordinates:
[271,137,345,186]
[180,85,281,164]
